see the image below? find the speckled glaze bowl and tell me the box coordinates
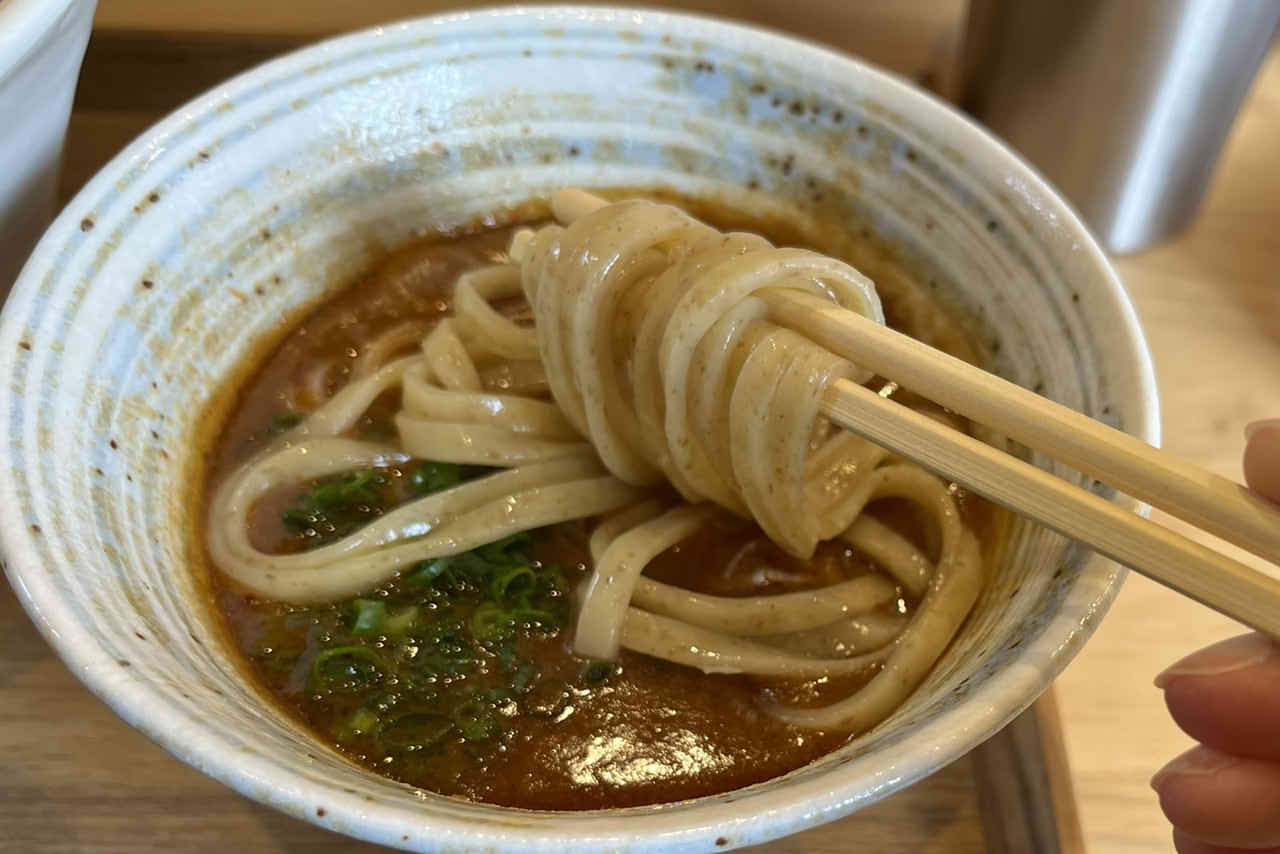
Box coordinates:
[0,7,1156,853]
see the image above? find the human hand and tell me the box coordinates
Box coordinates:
[1152,420,1280,853]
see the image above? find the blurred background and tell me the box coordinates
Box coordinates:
[74,0,1280,254]
[66,1,970,201]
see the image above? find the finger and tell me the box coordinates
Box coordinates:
[1157,633,1280,761]
[1154,745,1280,849]
[1174,827,1280,854]
[1243,419,1280,502]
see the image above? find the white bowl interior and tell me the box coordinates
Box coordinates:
[0,7,1154,853]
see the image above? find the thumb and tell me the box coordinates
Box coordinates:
[1243,420,1280,504]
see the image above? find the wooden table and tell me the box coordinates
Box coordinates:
[1053,43,1280,854]
[6,8,1278,852]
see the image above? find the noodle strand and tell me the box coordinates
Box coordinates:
[207,190,987,736]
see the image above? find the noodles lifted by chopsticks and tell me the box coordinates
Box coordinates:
[207,190,983,733]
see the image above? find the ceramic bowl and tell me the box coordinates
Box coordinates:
[0,7,1156,853]
[0,0,96,290]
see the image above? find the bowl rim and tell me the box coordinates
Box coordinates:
[0,5,1159,852]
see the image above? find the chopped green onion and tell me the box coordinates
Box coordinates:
[309,645,389,691]
[490,565,537,600]
[414,641,475,676]
[311,470,382,510]
[280,506,316,532]
[452,697,502,742]
[409,461,465,495]
[407,460,495,495]
[281,469,388,539]
[447,552,495,587]
[510,606,559,631]
[268,410,303,434]
[381,605,421,637]
[458,715,500,742]
[470,602,511,641]
[378,713,455,754]
[335,706,381,742]
[476,532,532,563]
[349,598,386,636]
[470,603,558,641]
[402,557,454,589]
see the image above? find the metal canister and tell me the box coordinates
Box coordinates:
[956,0,1280,253]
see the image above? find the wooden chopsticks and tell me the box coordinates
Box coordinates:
[552,188,1280,634]
[767,289,1280,638]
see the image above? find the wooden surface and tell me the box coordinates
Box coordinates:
[973,696,1085,854]
[91,0,967,91]
[1054,44,1280,854]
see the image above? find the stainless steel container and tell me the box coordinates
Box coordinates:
[957,0,1279,253]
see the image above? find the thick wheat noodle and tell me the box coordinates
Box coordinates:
[291,357,337,410]
[586,500,904,639]
[628,573,899,637]
[588,499,667,562]
[452,265,540,360]
[208,446,639,602]
[621,608,892,677]
[516,191,983,729]
[574,503,719,659]
[841,515,934,599]
[478,359,549,396]
[351,321,431,379]
[207,188,986,733]
[769,467,984,730]
[206,313,641,602]
[763,613,910,658]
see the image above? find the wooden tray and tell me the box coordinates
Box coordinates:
[2,29,1084,854]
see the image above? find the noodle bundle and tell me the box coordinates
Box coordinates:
[207,190,984,732]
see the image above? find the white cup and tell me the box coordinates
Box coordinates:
[0,0,96,291]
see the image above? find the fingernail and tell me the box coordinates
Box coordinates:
[1245,418,1280,441]
[1155,633,1278,688]
[1151,747,1239,792]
